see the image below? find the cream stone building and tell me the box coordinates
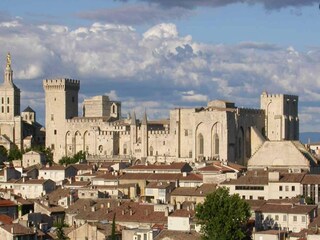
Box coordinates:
[43,78,299,164]
[0,53,44,151]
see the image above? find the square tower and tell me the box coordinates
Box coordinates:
[43,79,80,161]
[261,92,299,141]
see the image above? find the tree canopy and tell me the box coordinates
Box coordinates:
[196,187,251,240]
[59,151,86,166]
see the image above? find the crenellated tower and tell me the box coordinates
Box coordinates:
[261,91,299,141]
[43,78,80,162]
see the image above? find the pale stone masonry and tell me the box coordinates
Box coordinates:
[43,78,299,164]
[0,53,44,151]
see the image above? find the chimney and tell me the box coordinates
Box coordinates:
[129,209,133,216]
[91,206,96,212]
[268,172,280,182]
[107,202,111,208]
[182,172,187,177]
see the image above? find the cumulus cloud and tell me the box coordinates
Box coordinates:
[77,4,192,25]
[180,90,208,102]
[118,0,317,10]
[1,19,320,131]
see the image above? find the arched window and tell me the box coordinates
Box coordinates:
[213,133,219,155]
[198,134,204,155]
[123,144,127,155]
[149,146,153,156]
[112,104,116,114]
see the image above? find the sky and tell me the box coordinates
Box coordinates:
[0,0,320,132]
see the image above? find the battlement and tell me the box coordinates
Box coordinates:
[149,130,170,135]
[43,78,80,91]
[261,92,298,100]
[237,108,265,115]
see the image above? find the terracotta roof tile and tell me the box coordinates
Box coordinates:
[126,162,191,171]
[169,209,195,218]
[301,174,320,184]
[0,223,35,235]
[171,184,216,197]
[257,203,317,214]
[0,214,13,224]
[154,230,201,240]
[0,199,16,207]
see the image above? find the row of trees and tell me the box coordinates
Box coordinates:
[0,145,53,164]
[58,151,86,166]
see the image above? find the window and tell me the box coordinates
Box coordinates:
[185,129,188,136]
[285,186,289,191]
[1,106,3,113]
[242,196,245,199]
[249,195,253,200]
[275,215,279,221]
[279,186,283,191]
[163,141,165,145]
[292,186,295,191]
[54,130,57,135]
[149,146,153,156]
[283,215,287,221]
[1,98,3,104]
[7,106,9,113]
[293,216,297,222]
[302,216,306,222]
[7,97,9,104]
[258,196,264,200]
[51,114,54,121]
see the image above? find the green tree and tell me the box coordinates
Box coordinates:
[58,151,86,166]
[196,187,251,240]
[110,213,116,240]
[54,218,69,240]
[7,146,22,161]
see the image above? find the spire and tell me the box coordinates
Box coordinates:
[4,52,13,84]
[131,111,136,125]
[142,110,147,125]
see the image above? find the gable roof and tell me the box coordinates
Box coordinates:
[22,106,35,113]
[248,141,318,170]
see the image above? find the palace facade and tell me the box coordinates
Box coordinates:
[43,78,299,165]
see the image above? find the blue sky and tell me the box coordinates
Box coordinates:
[0,0,320,132]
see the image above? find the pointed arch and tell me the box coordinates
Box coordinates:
[75,131,82,153]
[238,127,244,165]
[65,131,73,156]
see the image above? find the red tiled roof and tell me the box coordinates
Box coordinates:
[301,174,320,184]
[0,199,16,207]
[257,203,317,214]
[171,184,216,197]
[126,162,190,171]
[169,209,195,218]
[0,223,35,235]
[0,214,13,224]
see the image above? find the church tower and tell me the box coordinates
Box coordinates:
[0,53,22,150]
[43,78,80,162]
[0,53,20,121]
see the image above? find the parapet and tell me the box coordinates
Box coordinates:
[261,91,298,100]
[207,100,235,109]
[43,78,80,91]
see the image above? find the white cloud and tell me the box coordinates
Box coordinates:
[0,20,320,131]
